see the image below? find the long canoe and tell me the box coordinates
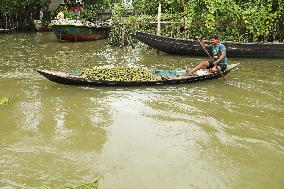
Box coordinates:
[132,32,284,58]
[36,63,239,87]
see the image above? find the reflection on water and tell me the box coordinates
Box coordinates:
[0,33,284,189]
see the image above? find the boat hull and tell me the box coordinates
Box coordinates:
[36,64,239,87]
[34,20,53,32]
[0,28,15,33]
[133,32,284,58]
[52,25,110,41]
[36,26,53,32]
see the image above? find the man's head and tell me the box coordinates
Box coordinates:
[210,35,219,45]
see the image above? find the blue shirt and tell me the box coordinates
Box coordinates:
[208,43,227,65]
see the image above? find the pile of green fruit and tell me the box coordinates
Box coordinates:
[81,67,159,82]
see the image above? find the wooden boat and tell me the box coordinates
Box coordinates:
[36,63,239,87]
[0,28,15,33]
[34,20,53,32]
[51,19,110,41]
[0,28,10,33]
[132,32,284,58]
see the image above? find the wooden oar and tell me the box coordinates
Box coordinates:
[196,38,226,81]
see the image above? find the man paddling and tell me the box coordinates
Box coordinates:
[187,35,227,75]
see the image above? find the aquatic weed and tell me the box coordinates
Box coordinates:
[0,97,9,105]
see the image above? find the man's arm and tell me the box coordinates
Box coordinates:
[214,50,225,66]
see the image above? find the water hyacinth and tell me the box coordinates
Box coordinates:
[0,96,9,105]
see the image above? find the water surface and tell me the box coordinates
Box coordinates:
[0,32,283,189]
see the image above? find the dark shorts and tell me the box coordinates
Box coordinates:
[206,60,227,71]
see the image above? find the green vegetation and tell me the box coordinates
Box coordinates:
[0,0,282,42]
[108,0,284,44]
[81,66,159,81]
[106,0,283,46]
[0,96,9,105]
[108,3,154,46]
[0,0,49,16]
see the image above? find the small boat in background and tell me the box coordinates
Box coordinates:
[34,20,53,32]
[51,19,110,41]
[36,63,240,87]
[0,28,15,33]
[0,28,10,33]
[132,32,284,58]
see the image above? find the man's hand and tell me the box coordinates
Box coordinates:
[195,36,203,40]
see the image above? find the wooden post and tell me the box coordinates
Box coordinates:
[182,0,188,39]
[156,3,161,36]
[5,14,7,29]
[16,14,19,30]
[40,10,43,20]
[19,14,22,31]
[121,18,125,46]
[218,32,222,41]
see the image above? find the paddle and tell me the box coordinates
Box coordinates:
[196,38,226,81]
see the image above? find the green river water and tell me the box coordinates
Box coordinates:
[0,32,283,189]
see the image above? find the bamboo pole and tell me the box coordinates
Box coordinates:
[16,14,18,29]
[5,14,7,29]
[183,0,186,38]
[121,23,125,46]
[156,3,161,36]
